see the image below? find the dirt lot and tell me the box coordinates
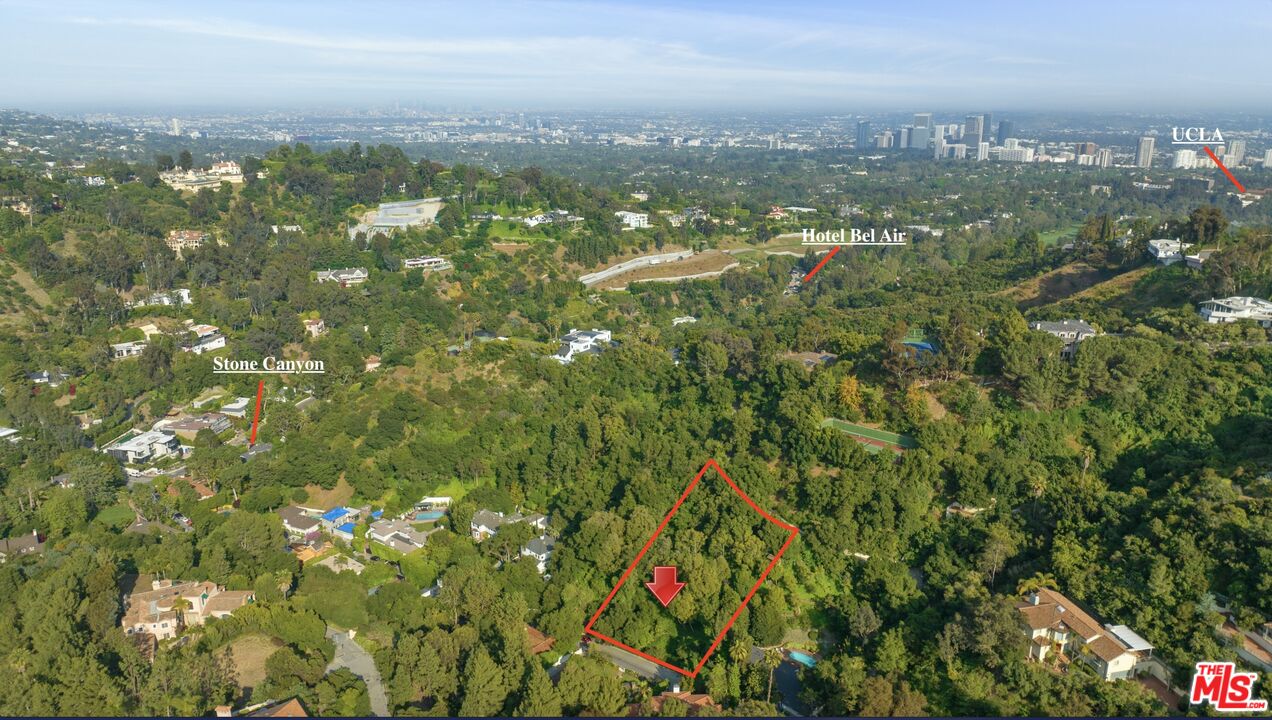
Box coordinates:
[594,250,738,290]
[228,634,283,693]
[302,476,354,509]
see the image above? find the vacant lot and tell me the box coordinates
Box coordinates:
[594,250,738,290]
[302,476,355,509]
[229,634,283,693]
[998,262,1118,309]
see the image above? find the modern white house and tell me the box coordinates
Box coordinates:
[402,256,452,271]
[103,430,180,464]
[1198,296,1272,327]
[180,323,225,354]
[672,316,697,326]
[1147,238,1193,265]
[470,509,548,542]
[367,519,437,554]
[614,210,650,229]
[552,328,613,364]
[111,341,148,359]
[1028,319,1096,359]
[316,267,369,285]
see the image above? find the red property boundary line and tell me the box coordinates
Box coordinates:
[583,458,800,678]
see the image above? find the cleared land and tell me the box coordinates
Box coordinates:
[821,418,918,453]
[593,250,739,290]
[997,262,1119,309]
[229,634,283,693]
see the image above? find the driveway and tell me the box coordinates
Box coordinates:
[325,627,389,716]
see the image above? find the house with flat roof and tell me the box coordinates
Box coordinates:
[1017,588,1153,681]
[470,509,548,541]
[614,210,649,229]
[1147,238,1193,265]
[348,198,443,239]
[1029,319,1096,359]
[155,413,231,441]
[403,256,452,271]
[319,506,359,531]
[112,341,148,360]
[315,267,369,285]
[103,430,180,464]
[180,322,226,354]
[1198,296,1272,327]
[553,328,613,364]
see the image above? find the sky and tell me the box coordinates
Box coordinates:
[3,0,1272,113]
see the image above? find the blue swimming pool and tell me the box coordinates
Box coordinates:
[788,650,817,667]
[415,510,445,521]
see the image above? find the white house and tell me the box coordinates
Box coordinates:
[1147,238,1193,265]
[180,323,225,354]
[112,341,148,359]
[303,318,326,338]
[316,268,369,285]
[367,519,437,554]
[553,328,613,364]
[521,535,556,574]
[1028,319,1096,359]
[103,430,180,464]
[1198,296,1272,327]
[615,211,649,229]
[403,256,452,271]
[672,316,697,326]
[470,509,548,542]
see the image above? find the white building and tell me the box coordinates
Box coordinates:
[1147,238,1193,266]
[181,322,225,354]
[103,430,180,464]
[614,211,649,229]
[671,316,697,326]
[1198,297,1272,327]
[552,328,613,364]
[111,341,148,359]
[403,256,452,271]
[316,268,369,285]
[521,535,556,574]
[1173,149,1197,169]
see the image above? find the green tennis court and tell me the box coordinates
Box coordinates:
[821,418,918,451]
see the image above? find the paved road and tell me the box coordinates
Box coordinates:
[325,627,389,716]
[589,642,683,683]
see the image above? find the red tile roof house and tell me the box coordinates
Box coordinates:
[1016,588,1155,681]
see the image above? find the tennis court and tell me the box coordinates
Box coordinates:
[821,418,918,453]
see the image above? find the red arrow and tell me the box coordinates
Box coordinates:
[645,566,685,607]
[802,245,840,283]
[248,379,265,447]
[1203,146,1246,192]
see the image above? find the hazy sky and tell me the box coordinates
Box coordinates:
[4,0,1272,113]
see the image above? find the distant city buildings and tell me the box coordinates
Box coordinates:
[1226,139,1247,166]
[1135,137,1155,168]
[855,120,870,150]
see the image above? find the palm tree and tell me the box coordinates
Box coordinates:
[1016,572,1059,596]
[763,648,783,704]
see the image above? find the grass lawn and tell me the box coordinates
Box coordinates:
[227,634,283,696]
[1037,222,1083,246]
[821,418,918,452]
[95,502,135,529]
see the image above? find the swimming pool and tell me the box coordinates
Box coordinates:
[415,510,445,521]
[787,650,817,667]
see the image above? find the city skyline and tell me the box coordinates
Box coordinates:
[3,0,1272,113]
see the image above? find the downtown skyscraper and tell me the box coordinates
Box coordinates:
[856,120,871,150]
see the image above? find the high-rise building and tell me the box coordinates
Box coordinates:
[909,126,930,150]
[1264,149,1272,167]
[1227,140,1247,166]
[876,130,893,149]
[898,127,911,149]
[1095,148,1113,168]
[1173,149,1197,169]
[169,118,181,136]
[951,143,968,159]
[996,120,1015,145]
[933,134,946,160]
[963,115,984,147]
[913,113,933,130]
[977,142,990,161]
[1075,142,1097,156]
[981,113,993,144]
[856,120,871,150]
[1135,137,1155,168]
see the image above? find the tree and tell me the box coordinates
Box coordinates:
[514,662,561,716]
[458,646,507,716]
[178,150,193,171]
[837,376,863,417]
